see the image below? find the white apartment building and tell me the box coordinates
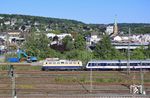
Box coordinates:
[105,26,114,35]
[46,33,72,40]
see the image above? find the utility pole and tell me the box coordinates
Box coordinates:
[90,68,93,93]
[10,65,17,98]
[12,74,16,98]
[140,61,145,95]
[127,28,131,74]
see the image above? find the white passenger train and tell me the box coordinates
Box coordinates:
[86,60,150,70]
[42,58,150,71]
[42,58,82,70]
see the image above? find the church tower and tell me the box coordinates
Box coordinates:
[113,16,118,36]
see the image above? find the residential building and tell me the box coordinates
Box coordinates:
[86,32,101,45]
[46,33,72,40]
[105,26,114,35]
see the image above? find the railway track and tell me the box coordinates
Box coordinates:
[0,70,150,97]
[1,70,149,74]
[0,94,150,98]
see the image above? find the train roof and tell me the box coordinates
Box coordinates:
[88,60,150,63]
[45,59,81,62]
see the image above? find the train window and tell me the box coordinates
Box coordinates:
[133,63,138,66]
[130,63,133,66]
[88,63,96,66]
[65,62,68,64]
[142,63,145,66]
[146,63,150,66]
[69,62,72,64]
[121,63,127,66]
[116,63,119,66]
[57,62,60,64]
[95,63,98,66]
[101,63,107,66]
[73,62,76,64]
[110,63,114,66]
[45,62,48,64]
[61,62,64,64]
[94,63,97,66]
[147,63,150,66]
[93,63,95,66]
[107,63,111,66]
[97,63,103,66]
[143,63,150,66]
[111,63,116,66]
[49,62,52,64]
[53,62,56,64]
[98,63,101,66]
[88,63,93,66]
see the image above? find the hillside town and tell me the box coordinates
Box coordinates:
[0,16,150,53]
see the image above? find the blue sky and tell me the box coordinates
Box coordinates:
[0,0,150,24]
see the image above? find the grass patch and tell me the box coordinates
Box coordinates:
[92,72,119,77]
[144,79,150,82]
[14,66,42,71]
[80,78,87,83]
[0,65,42,71]
[18,84,34,89]
[95,78,123,83]
[0,65,8,70]
[54,76,78,83]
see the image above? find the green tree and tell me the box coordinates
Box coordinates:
[62,35,74,50]
[62,35,72,45]
[74,34,86,50]
[65,49,93,64]
[131,47,145,60]
[145,44,150,59]
[65,50,78,59]
[65,41,74,51]
[93,35,124,60]
[22,32,50,59]
[76,50,93,64]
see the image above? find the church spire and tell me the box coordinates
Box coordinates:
[113,15,118,36]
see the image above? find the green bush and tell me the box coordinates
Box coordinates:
[95,78,123,83]
[54,76,78,83]
[0,65,8,70]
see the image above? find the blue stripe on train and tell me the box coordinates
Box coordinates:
[42,66,82,70]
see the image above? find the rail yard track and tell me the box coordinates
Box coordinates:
[0,70,150,97]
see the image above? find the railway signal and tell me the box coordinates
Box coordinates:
[8,65,17,98]
[8,65,14,78]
